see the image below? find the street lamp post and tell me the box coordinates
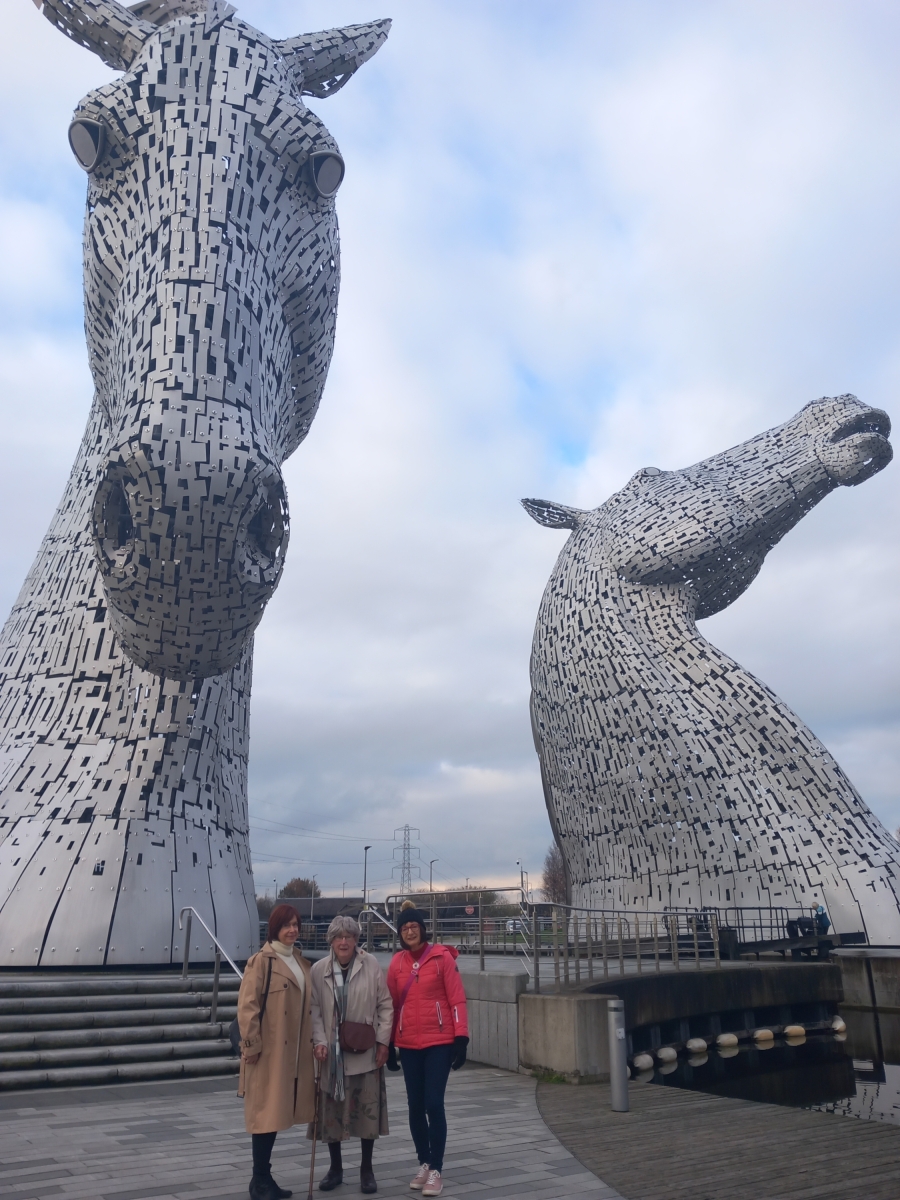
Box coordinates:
[362,847,372,950]
[429,859,437,891]
[273,878,277,902]
[310,876,318,922]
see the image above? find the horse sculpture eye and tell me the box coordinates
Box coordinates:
[68,118,106,172]
[308,150,345,198]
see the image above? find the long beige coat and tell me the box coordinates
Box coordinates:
[237,943,316,1133]
[309,949,393,1092]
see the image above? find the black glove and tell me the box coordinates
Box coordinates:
[387,1044,400,1072]
[451,1035,469,1071]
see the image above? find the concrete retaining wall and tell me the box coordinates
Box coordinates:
[463,971,528,1072]
[832,948,900,1011]
[586,962,843,1029]
[517,993,612,1083]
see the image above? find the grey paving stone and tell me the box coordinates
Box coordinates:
[99,1191,192,1200]
[0,1190,64,1200]
[0,1066,621,1199]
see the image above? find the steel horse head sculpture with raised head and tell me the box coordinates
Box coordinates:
[525,395,900,943]
[0,0,389,966]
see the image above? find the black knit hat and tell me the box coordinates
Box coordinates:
[397,905,428,940]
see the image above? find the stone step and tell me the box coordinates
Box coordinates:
[0,1020,233,1051]
[0,971,243,1090]
[0,975,241,999]
[0,1004,236,1033]
[0,989,237,1016]
[0,1037,233,1071]
[0,1055,239,1091]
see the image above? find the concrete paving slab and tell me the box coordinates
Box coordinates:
[0,1065,621,1200]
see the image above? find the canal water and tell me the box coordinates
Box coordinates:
[643,1008,900,1124]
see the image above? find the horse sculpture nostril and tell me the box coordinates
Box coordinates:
[93,475,134,563]
[242,486,289,583]
[248,497,285,560]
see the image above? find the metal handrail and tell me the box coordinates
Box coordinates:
[178,906,243,1024]
[360,906,397,934]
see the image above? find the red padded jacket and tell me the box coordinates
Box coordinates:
[387,943,468,1050]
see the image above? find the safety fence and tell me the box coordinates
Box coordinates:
[380,891,812,992]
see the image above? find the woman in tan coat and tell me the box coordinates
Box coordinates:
[310,916,393,1194]
[238,904,315,1200]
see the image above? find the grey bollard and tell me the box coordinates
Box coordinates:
[607,998,629,1111]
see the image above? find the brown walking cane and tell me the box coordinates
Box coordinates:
[307,1063,321,1200]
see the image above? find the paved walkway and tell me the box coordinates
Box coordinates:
[0,1066,621,1200]
[538,1078,900,1200]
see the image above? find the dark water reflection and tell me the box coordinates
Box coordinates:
[644,1009,900,1124]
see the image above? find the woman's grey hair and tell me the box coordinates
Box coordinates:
[327,915,361,944]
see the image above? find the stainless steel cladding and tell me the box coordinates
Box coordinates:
[525,396,900,944]
[0,0,389,966]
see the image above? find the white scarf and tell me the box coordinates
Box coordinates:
[328,951,355,1101]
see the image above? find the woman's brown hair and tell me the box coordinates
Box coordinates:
[267,903,301,943]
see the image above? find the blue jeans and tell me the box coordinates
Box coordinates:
[398,1043,454,1172]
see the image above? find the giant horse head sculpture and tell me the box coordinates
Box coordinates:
[526,395,892,617]
[37,0,389,678]
[524,395,900,942]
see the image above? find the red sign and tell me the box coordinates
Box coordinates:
[465,905,475,915]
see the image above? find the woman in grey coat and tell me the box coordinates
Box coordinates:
[310,916,393,1194]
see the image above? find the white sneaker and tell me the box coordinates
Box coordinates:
[422,1169,443,1197]
[410,1163,430,1190]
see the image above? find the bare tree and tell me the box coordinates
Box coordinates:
[281,877,322,899]
[542,843,567,904]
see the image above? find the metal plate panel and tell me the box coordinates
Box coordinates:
[39,820,127,965]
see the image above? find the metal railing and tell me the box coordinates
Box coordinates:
[385,887,534,974]
[360,906,397,949]
[536,906,722,992]
[383,892,815,992]
[178,906,243,1023]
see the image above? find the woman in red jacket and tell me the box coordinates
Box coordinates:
[386,902,468,1198]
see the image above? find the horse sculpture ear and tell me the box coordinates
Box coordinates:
[33,0,155,70]
[277,20,392,99]
[521,498,586,530]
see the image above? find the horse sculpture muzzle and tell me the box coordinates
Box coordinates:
[92,439,289,680]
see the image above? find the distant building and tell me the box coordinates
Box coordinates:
[279,897,365,922]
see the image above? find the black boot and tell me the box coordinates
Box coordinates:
[319,1143,343,1192]
[360,1138,377,1194]
[250,1176,292,1200]
[250,1133,290,1200]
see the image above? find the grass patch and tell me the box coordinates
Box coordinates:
[534,1068,570,1085]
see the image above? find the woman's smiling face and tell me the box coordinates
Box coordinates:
[401,922,423,950]
[277,917,300,946]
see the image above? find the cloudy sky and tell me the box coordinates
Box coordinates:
[1,0,898,902]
